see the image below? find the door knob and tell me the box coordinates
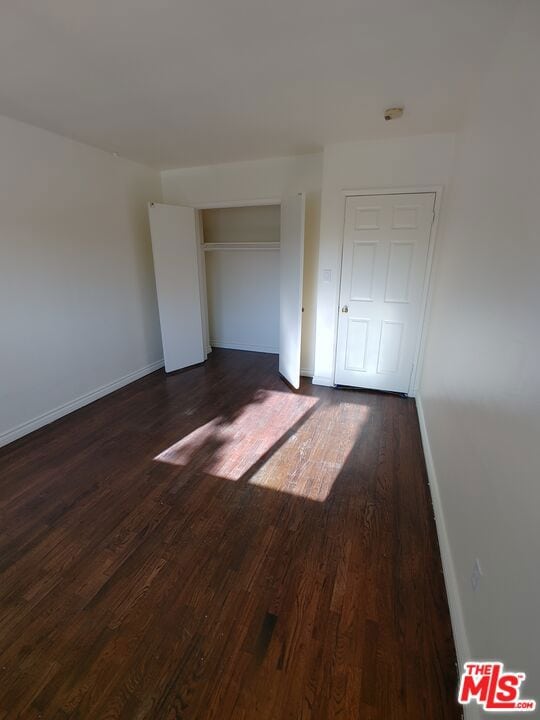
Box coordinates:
[341,305,349,313]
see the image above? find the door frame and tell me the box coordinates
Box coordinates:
[333,186,443,396]
[189,197,309,383]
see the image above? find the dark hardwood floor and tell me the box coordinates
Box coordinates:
[0,349,459,719]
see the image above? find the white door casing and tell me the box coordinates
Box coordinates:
[335,193,436,393]
[279,193,305,389]
[148,203,205,373]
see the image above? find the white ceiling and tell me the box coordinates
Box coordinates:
[0,0,515,169]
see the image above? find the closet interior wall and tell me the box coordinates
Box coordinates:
[201,205,281,354]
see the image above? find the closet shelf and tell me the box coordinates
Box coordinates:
[202,242,280,251]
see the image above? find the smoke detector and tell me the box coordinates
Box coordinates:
[384,107,404,121]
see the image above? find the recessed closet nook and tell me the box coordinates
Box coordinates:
[148,195,305,388]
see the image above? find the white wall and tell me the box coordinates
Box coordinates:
[0,114,163,446]
[202,205,280,244]
[205,250,279,353]
[161,153,323,375]
[312,133,456,385]
[419,0,540,710]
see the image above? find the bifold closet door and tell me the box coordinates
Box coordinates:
[279,193,305,389]
[148,203,205,373]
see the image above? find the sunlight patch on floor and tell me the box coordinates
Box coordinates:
[154,390,319,481]
[248,403,371,501]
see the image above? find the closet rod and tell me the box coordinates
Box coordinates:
[202,242,280,251]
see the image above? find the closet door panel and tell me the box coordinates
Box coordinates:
[279,193,305,389]
[148,203,205,373]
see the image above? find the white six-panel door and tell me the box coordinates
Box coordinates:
[335,193,435,393]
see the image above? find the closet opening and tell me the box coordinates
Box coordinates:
[199,204,281,356]
[148,193,305,387]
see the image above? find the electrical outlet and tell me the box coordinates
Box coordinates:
[471,558,483,591]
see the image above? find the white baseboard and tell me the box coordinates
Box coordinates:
[0,359,164,449]
[210,340,278,355]
[416,394,476,720]
[300,368,314,378]
[312,375,335,387]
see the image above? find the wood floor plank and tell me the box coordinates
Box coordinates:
[0,349,459,719]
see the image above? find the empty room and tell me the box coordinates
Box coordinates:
[0,1,538,718]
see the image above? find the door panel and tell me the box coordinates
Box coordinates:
[345,319,369,371]
[335,193,435,393]
[148,203,205,373]
[377,321,404,374]
[279,193,305,389]
[385,242,414,302]
[351,241,377,300]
